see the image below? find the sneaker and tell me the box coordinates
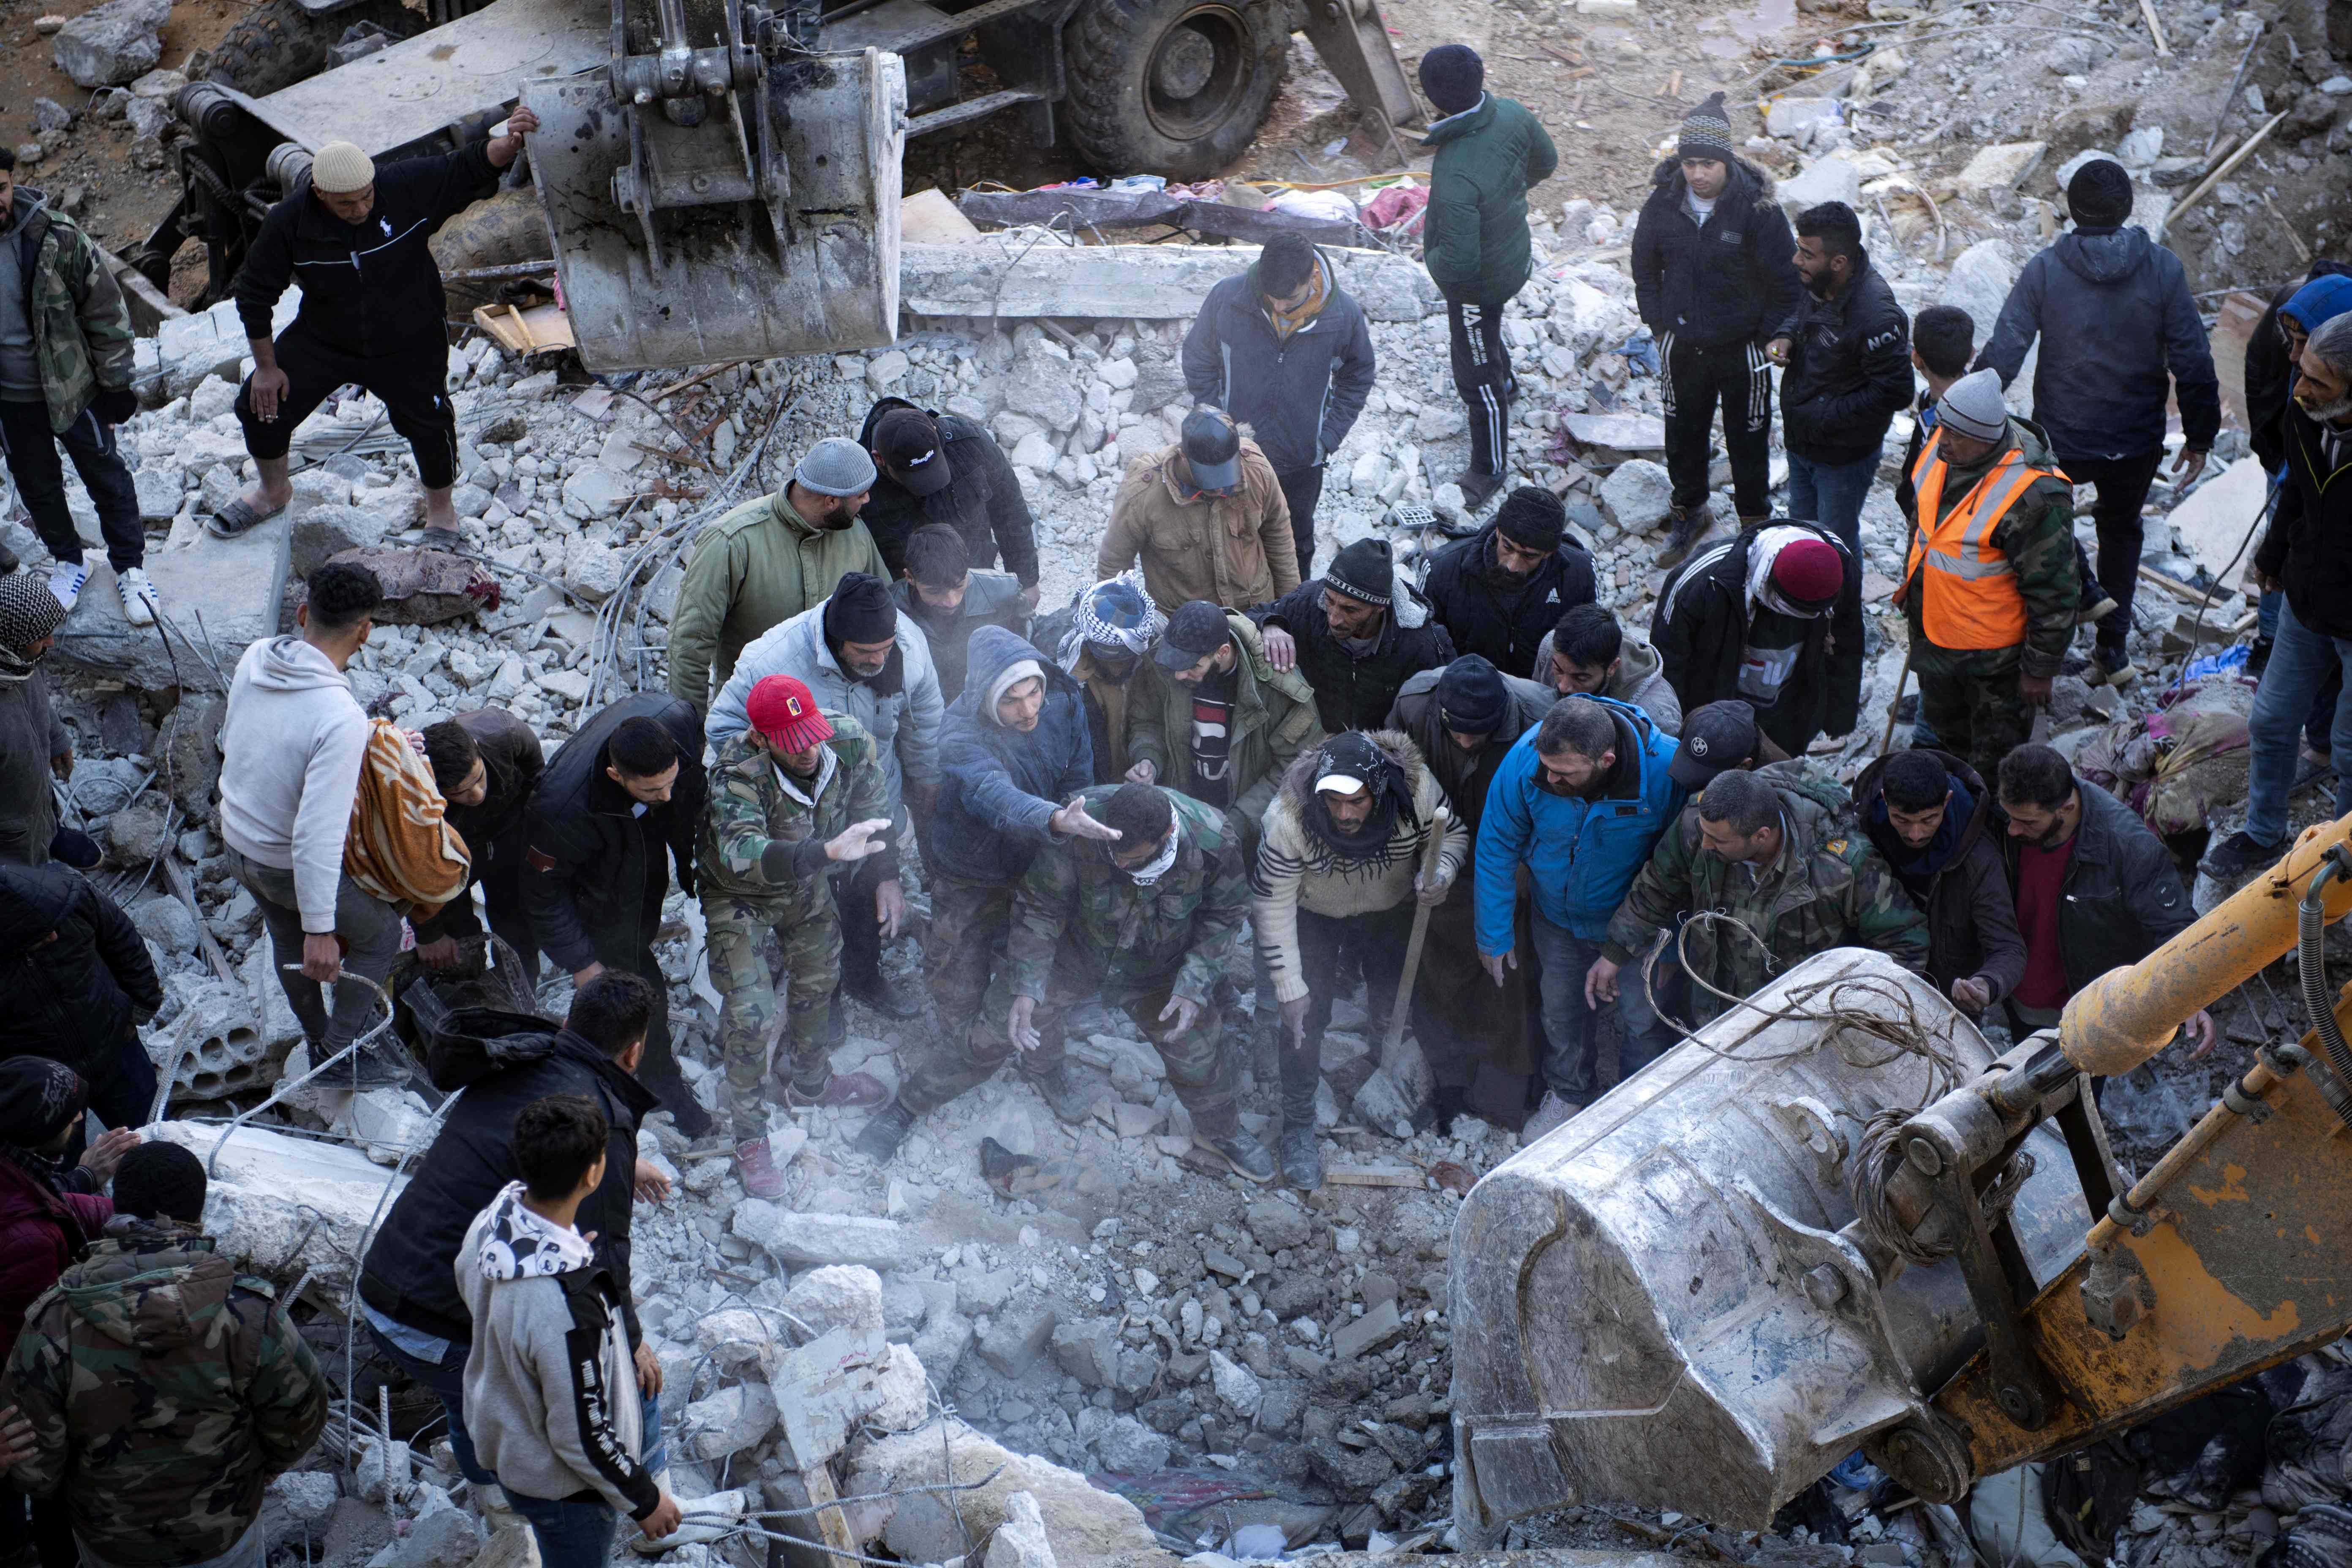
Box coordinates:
[1278,1122,1323,1191]
[783,1070,887,1110]
[1520,1089,1583,1146]
[1655,510,1705,571]
[844,971,925,1020]
[733,1135,787,1198]
[115,565,157,627]
[1454,468,1504,513]
[1193,1130,1277,1184]
[852,1100,917,1165]
[47,560,87,611]
[1023,1059,1108,1126]
[343,1043,419,1091]
[2086,650,2139,688]
[2201,829,2281,881]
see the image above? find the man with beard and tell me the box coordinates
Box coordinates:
[1778,200,1912,560]
[1252,732,1465,1187]
[855,398,1040,603]
[888,524,1030,704]
[1421,486,1598,679]
[1255,537,1455,733]
[708,574,941,1019]
[1034,574,1163,785]
[413,709,545,980]
[1853,747,2024,1020]
[668,438,888,713]
[1388,654,1554,1127]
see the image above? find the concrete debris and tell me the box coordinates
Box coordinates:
[155,975,266,1098]
[1951,140,2050,198]
[845,1425,1160,1564]
[145,1121,409,1307]
[381,1505,482,1568]
[681,1380,779,1460]
[897,243,1440,323]
[732,1202,909,1271]
[49,0,168,86]
[983,1491,1059,1568]
[1598,458,1673,534]
[770,1326,893,1467]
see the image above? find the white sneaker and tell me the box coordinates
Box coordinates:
[47,560,87,611]
[115,566,158,627]
[1520,1089,1584,1147]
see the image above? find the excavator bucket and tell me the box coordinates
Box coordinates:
[522,6,904,374]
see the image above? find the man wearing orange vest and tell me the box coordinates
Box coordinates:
[1896,368,2077,783]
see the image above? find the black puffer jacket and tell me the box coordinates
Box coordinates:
[1630,156,1803,351]
[357,1015,658,1345]
[1420,524,1597,680]
[1651,520,1864,748]
[0,863,161,1082]
[1254,579,1456,733]
[1779,252,1914,466]
[411,708,544,946]
[855,397,1040,588]
[523,694,705,975]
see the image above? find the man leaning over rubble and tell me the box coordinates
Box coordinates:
[857,397,1040,603]
[1421,486,1597,681]
[858,783,1274,1183]
[697,676,894,1196]
[1854,747,2025,1021]
[0,860,162,1152]
[7,1141,328,1568]
[1255,537,1455,735]
[1098,407,1299,615]
[411,708,545,982]
[889,523,1031,705]
[357,973,668,1507]
[1534,602,1681,735]
[218,117,539,548]
[1033,574,1163,786]
[1254,731,1465,1188]
[1652,517,1860,757]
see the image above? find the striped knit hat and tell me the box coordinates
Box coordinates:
[1680,92,1734,162]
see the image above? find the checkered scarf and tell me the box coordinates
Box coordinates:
[0,572,66,686]
[1056,571,1164,671]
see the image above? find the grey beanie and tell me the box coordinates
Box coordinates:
[1937,368,2009,443]
[794,436,879,498]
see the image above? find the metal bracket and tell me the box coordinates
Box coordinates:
[1914,1123,2054,1431]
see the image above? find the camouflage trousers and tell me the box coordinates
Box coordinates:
[925,870,1012,1037]
[1915,645,2032,787]
[902,950,1239,1136]
[703,893,842,1142]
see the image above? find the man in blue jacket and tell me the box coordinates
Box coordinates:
[1976,158,2219,688]
[1181,235,1376,576]
[1475,694,1682,1142]
[897,625,1122,1130]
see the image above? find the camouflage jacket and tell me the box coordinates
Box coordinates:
[1008,787,1249,1006]
[1602,773,1929,1026]
[1898,416,2078,680]
[6,1225,329,1568]
[696,712,893,914]
[2,190,136,434]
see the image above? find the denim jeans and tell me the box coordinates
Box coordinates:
[2260,588,2281,639]
[1528,914,1675,1100]
[1785,443,1882,561]
[2245,597,2352,844]
[505,1492,617,1568]
[362,1320,496,1486]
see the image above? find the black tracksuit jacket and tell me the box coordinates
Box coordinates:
[1778,253,1914,466]
[1630,157,1803,351]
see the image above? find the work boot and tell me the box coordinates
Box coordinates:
[2200,829,2282,881]
[1453,468,1504,513]
[1024,1059,1107,1126]
[733,1135,787,1199]
[852,1100,917,1165]
[2086,648,2140,688]
[1655,507,1706,570]
[844,968,925,1020]
[1193,1130,1277,1184]
[784,1070,888,1110]
[633,1034,713,1138]
[1278,1122,1323,1192]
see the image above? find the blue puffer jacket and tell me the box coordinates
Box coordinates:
[1474,697,1683,952]
[931,625,1094,884]
[1976,226,2219,464]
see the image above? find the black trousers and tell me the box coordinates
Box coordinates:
[1,1488,73,1568]
[2065,449,2166,659]
[833,852,892,988]
[1661,336,1773,518]
[1279,904,1415,1119]
[1445,293,1511,479]
[1276,465,1325,580]
[418,821,542,983]
[0,397,143,572]
[236,322,458,488]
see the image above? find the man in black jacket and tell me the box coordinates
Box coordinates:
[1256,538,1454,732]
[1652,519,1861,756]
[857,397,1040,604]
[1630,93,1803,568]
[1181,235,1377,575]
[524,694,708,1135]
[1421,487,1597,679]
[1780,201,1911,558]
[0,862,162,1139]
[413,708,545,982]
[355,972,664,1496]
[889,524,1031,705]
[219,117,538,549]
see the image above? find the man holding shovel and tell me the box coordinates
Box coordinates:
[1252,731,1466,1190]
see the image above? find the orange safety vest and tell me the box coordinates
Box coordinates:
[1902,429,2065,651]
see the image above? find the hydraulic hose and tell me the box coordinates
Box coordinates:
[2297,844,2352,1130]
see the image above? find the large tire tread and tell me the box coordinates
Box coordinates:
[1060,0,1283,181]
[207,0,424,100]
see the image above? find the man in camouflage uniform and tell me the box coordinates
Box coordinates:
[856,783,1277,1183]
[1589,765,1929,1030]
[1895,368,2077,783]
[7,1141,327,1568]
[697,674,896,1196]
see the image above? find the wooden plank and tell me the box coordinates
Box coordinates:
[1323,1166,1424,1187]
[165,855,238,985]
[2137,0,2170,55]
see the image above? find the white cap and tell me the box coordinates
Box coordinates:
[1314,774,1368,796]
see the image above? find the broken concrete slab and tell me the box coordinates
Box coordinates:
[1331,1298,1405,1359]
[2169,455,2267,593]
[135,292,300,407]
[978,1303,1058,1377]
[50,0,168,87]
[1557,411,1666,454]
[52,512,292,693]
[682,1381,779,1459]
[897,243,1440,324]
[1952,140,2050,198]
[147,1120,410,1307]
[1776,154,1864,218]
[772,1326,895,1467]
[732,1202,911,1271]
[985,1491,1059,1568]
[844,1424,1160,1564]
[780,1265,885,1339]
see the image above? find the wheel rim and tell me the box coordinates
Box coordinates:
[1142,3,1253,143]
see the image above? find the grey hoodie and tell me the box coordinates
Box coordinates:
[218,635,370,931]
[1528,629,1683,736]
[456,1183,658,1518]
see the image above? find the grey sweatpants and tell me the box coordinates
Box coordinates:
[228,846,403,1053]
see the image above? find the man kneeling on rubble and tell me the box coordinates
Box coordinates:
[856,782,1275,1182]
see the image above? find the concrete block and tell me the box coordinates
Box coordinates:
[781,1265,885,1339]
[1953,140,2049,197]
[846,1427,1159,1565]
[1777,154,1864,218]
[733,1202,910,1271]
[985,1491,1058,1568]
[1331,1298,1403,1359]
[978,1303,1057,1377]
[147,1121,411,1307]
[897,243,1439,324]
[2170,455,2267,592]
[771,1326,894,1467]
[682,1381,779,1460]
[53,510,291,692]
[1600,458,1674,534]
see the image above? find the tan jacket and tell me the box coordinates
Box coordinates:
[1097,439,1300,613]
[666,490,889,712]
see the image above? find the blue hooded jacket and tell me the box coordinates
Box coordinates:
[931,625,1094,885]
[1475,696,1683,951]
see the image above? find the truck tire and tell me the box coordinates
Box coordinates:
[207,0,422,99]
[1062,0,1286,181]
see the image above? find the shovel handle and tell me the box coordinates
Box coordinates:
[1380,806,1451,1072]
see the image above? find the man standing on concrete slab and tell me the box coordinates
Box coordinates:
[1533,603,1681,735]
[889,523,1030,705]
[218,561,411,1087]
[1255,537,1455,734]
[1652,517,1860,757]
[1099,407,1300,615]
[1421,487,1597,680]
[1033,573,1163,786]
[1415,45,1557,514]
[1779,200,1912,558]
[412,708,545,982]
[0,150,149,627]
[856,782,1275,1184]
[1631,92,1801,569]
[856,397,1040,605]
[0,572,78,868]
[668,437,888,714]
[1976,157,2219,689]
[1181,234,1377,575]
[1894,369,2076,785]
[218,118,539,549]
[523,694,711,1136]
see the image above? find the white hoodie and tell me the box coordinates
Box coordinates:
[217,635,368,931]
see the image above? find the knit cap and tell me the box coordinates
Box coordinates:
[823,572,898,646]
[1325,538,1394,607]
[1937,368,2009,443]
[311,142,375,194]
[1679,92,1734,163]
[1494,486,1566,553]
[0,1057,86,1148]
[0,569,67,653]
[746,675,833,752]
[1435,655,1508,735]
[1769,537,1845,606]
[795,436,879,498]
[1418,44,1484,114]
[2066,158,2134,229]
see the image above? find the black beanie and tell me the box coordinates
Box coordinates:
[824,572,898,647]
[1418,44,1484,114]
[1494,486,1566,553]
[1325,537,1394,607]
[1435,655,1509,734]
[0,1057,87,1148]
[2066,158,2134,229]
[1679,91,1734,163]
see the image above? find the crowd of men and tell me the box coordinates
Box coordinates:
[0,44,2336,1568]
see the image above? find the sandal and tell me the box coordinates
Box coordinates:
[206,497,286,539]
[419,526,466,552]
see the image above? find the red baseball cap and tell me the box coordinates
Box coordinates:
[746,675,834,752]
